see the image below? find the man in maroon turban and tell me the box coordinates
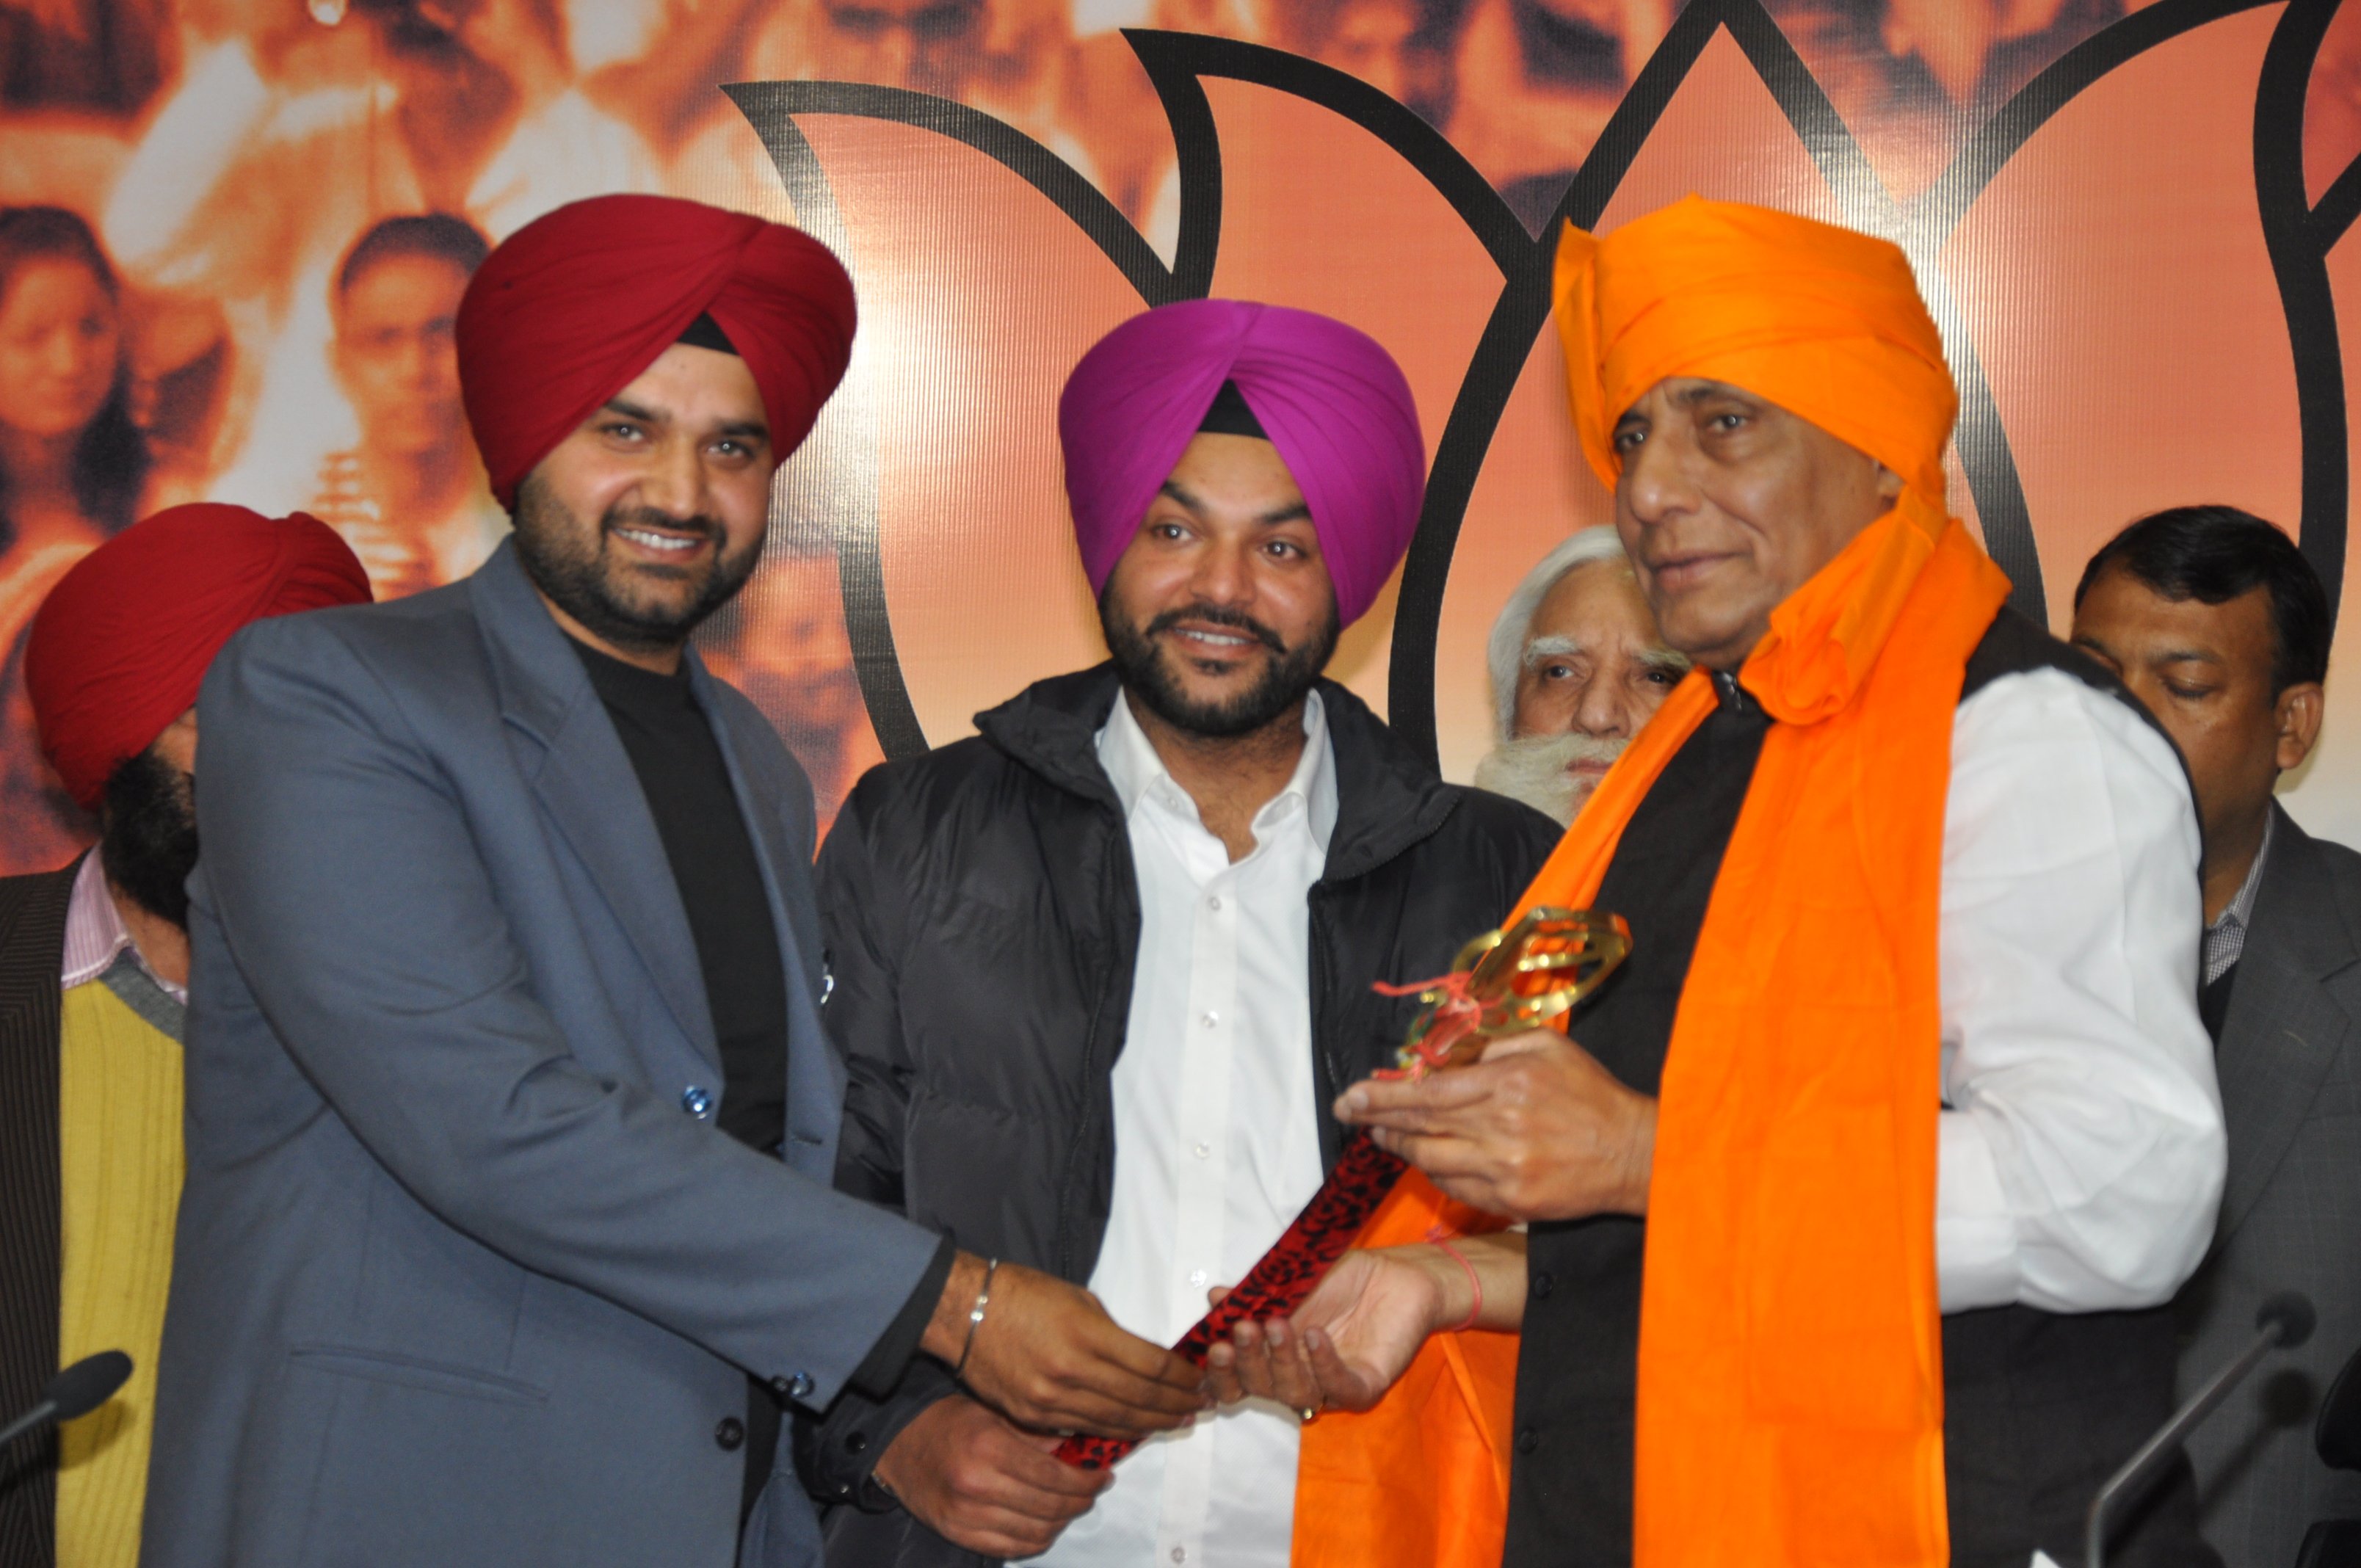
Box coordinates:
[139,195,1203,1568]
[805,300,1556,1567]
[0,503,368,1567]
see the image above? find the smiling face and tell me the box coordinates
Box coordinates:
[1610,376,1902,670]
[1098,431,1341,738]
[2071,562,2321,860]
[510,343,775,665]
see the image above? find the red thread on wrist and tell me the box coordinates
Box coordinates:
[1432,1236,1483,1332]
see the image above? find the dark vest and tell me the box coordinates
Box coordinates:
[1503,610,2214,1568]
[0,863,76,1568]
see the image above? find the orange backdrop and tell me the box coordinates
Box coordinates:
[0,0,2354,865]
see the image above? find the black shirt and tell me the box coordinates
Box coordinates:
[1506,669,1769,1567]
[573,638,793,1519]
[570,637,952,1525]
[573,639,791,1155]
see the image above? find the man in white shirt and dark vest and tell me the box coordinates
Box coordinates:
[1216,198,2228,1568]
[807,299,1560,1568]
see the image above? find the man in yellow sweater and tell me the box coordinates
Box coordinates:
[0,504,368,1568]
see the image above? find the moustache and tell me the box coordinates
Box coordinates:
[1509,731,1628,772]
[1473,731,1631,827]
[1141,603,1288,655]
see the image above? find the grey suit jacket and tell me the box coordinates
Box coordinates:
[2179,803,2361,1568]
[141,542,940,1568]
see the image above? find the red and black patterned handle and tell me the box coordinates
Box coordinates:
[1053,1132,1407,1470]
[1051,908,1628,1470]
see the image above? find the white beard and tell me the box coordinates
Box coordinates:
[1472,733,1628,826]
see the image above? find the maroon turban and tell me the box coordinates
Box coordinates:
[23,504,371,809]
[1058,299,1426,627]
[456,195,858,508]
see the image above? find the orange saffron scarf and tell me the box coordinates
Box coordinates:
[1513,494,2009,1565]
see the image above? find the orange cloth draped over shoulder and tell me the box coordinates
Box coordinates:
[1524,197,2013,1567]
[1291,1173,1518,1568]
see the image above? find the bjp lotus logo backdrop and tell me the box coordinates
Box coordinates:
[0,0,2352,867]
[692,0,2360,843]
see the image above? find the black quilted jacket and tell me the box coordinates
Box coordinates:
[802,664,1558,1567]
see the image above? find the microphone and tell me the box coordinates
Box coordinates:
[2085,1292,2314,1568]
[0,1351,134,1452]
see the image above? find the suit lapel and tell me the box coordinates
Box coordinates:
[2213,807,2359,1241]
[470,545,717,1067]
[690,663,846,1176]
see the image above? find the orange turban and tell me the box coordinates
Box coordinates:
[1553,196,1956,507]
[24,504,371,808]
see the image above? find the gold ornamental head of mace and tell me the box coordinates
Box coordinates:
[1379,907,1632,1080]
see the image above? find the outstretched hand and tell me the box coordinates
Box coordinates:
[1204,1249,1447,1415]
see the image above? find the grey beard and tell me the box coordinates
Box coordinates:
[1471,732,1628,826]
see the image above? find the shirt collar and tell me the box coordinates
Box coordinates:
[2208,808,2277,939]
[1096,687,1338,855]
[61,852,188,1005]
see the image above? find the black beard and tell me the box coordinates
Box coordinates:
[100,747,197,930]
[1100,592,1339,738]
[511,478,763,654]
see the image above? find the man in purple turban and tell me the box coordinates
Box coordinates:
[805,300,1559,1567]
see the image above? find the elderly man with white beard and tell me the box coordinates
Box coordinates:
[1473,527,1689,823]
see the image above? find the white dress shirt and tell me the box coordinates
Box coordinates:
[1027,692,1336,1568]
[1936,668,2226,1313]
[61,850,188,1005]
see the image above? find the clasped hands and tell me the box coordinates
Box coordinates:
[1210,1027,1655,1418]
[873,1029,1653,1556]
[875,1255,1200,1557]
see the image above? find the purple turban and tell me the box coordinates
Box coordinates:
[1057,299,1425,627]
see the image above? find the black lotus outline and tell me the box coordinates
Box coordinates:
[726,0,2351,767]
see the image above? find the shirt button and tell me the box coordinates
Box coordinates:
[1200,1011,1218,1029]
[1208,896,1222,911]
[1189,1268,1208,1288]
[681,1086,714,1119]
[1171,1550,1187,1564]
[1515,1426,1539,1456]
[1192,1140,1211,1160]
[715,1417,745,1451]
[1531,1271,1555,1300]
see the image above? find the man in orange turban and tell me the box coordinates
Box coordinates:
[1219,197,2227,1567]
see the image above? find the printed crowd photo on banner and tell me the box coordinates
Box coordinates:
[1,0,2355,873]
